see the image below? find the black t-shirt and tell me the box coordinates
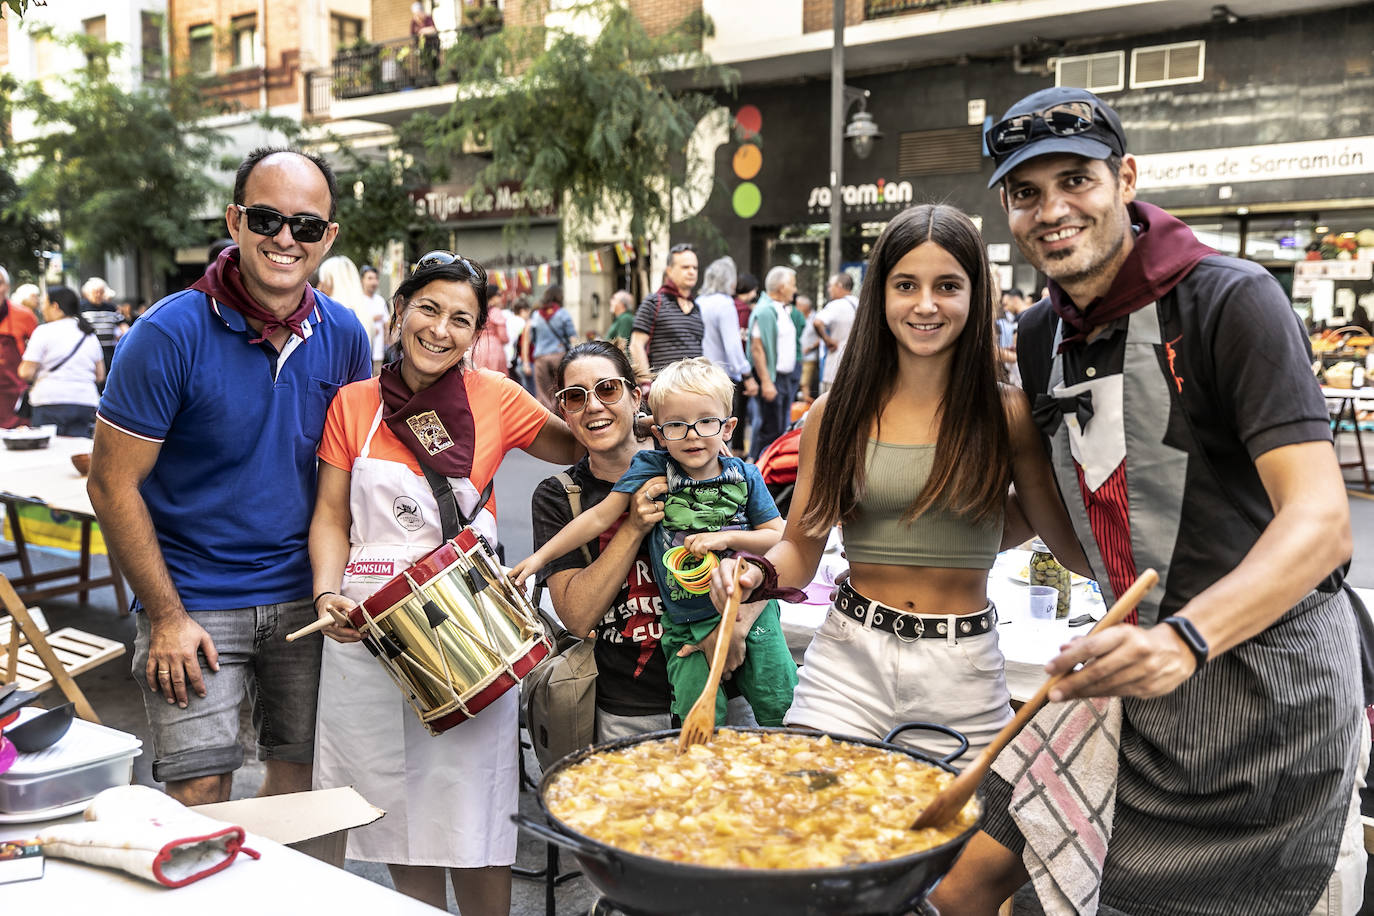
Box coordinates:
[631,292,703,372]
[1017,255,1333,615]
[530,456,671,717]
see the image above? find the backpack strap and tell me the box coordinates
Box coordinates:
[553,471,595,565]
[532,470,596,615]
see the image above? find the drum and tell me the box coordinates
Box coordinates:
[349,527,552,735]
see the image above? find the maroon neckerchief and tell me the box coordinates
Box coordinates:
[379,361,475,478]
[190,246,316,345]
[658,279,691,310]
[1050,201,1216,353]
[537,302,562,323]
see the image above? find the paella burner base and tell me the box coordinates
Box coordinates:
[587,895,942,916]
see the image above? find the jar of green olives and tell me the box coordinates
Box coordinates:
[1029,539,1071,618]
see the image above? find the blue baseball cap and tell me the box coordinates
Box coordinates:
[986,87,1127,188]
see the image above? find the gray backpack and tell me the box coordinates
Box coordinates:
[523,472,599,771]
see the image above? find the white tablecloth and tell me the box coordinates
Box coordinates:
[0,814,441,914]
[0,434,97,517]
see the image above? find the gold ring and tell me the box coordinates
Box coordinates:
[158,669,170,675]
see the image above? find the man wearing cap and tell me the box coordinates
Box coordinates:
[932,88,1364,915]
[88,148,371,807]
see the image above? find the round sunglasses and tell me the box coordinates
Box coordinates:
[555,377,629,413]
[233,204,331,243]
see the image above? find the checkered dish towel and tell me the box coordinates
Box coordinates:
[990,697,1122,916]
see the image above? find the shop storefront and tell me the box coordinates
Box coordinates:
[681,4,1373,313]
[410,179,561,306]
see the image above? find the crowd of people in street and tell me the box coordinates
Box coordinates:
[0,85,1367,916]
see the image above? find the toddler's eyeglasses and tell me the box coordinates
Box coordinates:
[413,250,487,285]
[233,205,331,243]
[655,417,726,440]
[555,377,628,412]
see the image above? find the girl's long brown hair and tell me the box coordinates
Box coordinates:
[800,204,1011,535]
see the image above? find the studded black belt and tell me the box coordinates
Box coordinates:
[835,581,996,641]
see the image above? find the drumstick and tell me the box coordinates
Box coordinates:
[286,614,336,642]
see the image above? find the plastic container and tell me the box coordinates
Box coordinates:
[0,707,141,814]
[1028,539,1071,619]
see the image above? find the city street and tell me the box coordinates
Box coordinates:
[3,0,1373,912]
[5,446,1374,913]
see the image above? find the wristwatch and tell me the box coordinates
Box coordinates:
[1160,616,1208,675]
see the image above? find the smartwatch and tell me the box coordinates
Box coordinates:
[1160,616,1208,675]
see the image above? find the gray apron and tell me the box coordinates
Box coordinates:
[1040,305,1361,916]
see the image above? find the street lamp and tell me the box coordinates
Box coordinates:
[829,4,882,276]
[844,95,882,160]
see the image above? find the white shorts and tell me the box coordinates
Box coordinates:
[784,601,1012,765]
[1310,712,1370,916]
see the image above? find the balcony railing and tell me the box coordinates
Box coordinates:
[327,19,502,103]
[865,0,1000,18]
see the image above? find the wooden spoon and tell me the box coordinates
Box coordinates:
[677,559,743,753]
[910,568,1159,830]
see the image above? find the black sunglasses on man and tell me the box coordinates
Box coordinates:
[234,204,332,244]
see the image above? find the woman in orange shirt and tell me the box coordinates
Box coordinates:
[307,252,580,915]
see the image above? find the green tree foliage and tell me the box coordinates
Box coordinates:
[0,74,60,279]
[1,0,44,22]
[11,29,230,275]
[259,113,441,270]
[0,166,61,283]
[418,0,734,245]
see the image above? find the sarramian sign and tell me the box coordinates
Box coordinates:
[807,178,914,211]
[1135,136,1373,189]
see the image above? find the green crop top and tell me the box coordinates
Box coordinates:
[841,440,1002,569]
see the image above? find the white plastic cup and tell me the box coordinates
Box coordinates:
[1028,585,1058,621]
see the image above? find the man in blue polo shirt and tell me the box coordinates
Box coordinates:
[88,148,371,806]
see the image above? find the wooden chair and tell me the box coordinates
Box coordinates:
[0,574,124,724]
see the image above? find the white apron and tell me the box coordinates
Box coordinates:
[313,405,517,867]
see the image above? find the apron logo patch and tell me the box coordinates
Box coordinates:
[406,410,454,456]
[393,496,424,531]
[345,560,395,577]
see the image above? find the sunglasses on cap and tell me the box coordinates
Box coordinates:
[555,377,629,413]
[412,250,487,285]
[987,101,1111,157]
[233,204,332,243]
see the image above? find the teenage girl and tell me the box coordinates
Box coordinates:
[715,203,1088,761]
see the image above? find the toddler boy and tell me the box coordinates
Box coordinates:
[512,357,798,724]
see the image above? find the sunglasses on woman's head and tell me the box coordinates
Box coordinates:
[555,377,628,413]
[412,250,487,285]
[233,204,331,243]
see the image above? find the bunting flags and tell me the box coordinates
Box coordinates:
[407,241,642,292]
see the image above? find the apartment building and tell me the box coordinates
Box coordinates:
[293,0,1374,327]
[686,0,1373,312]
[3,1,171,295]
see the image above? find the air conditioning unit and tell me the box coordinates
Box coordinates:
[1054,51,1125,94]
[1131,41,1205,88]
